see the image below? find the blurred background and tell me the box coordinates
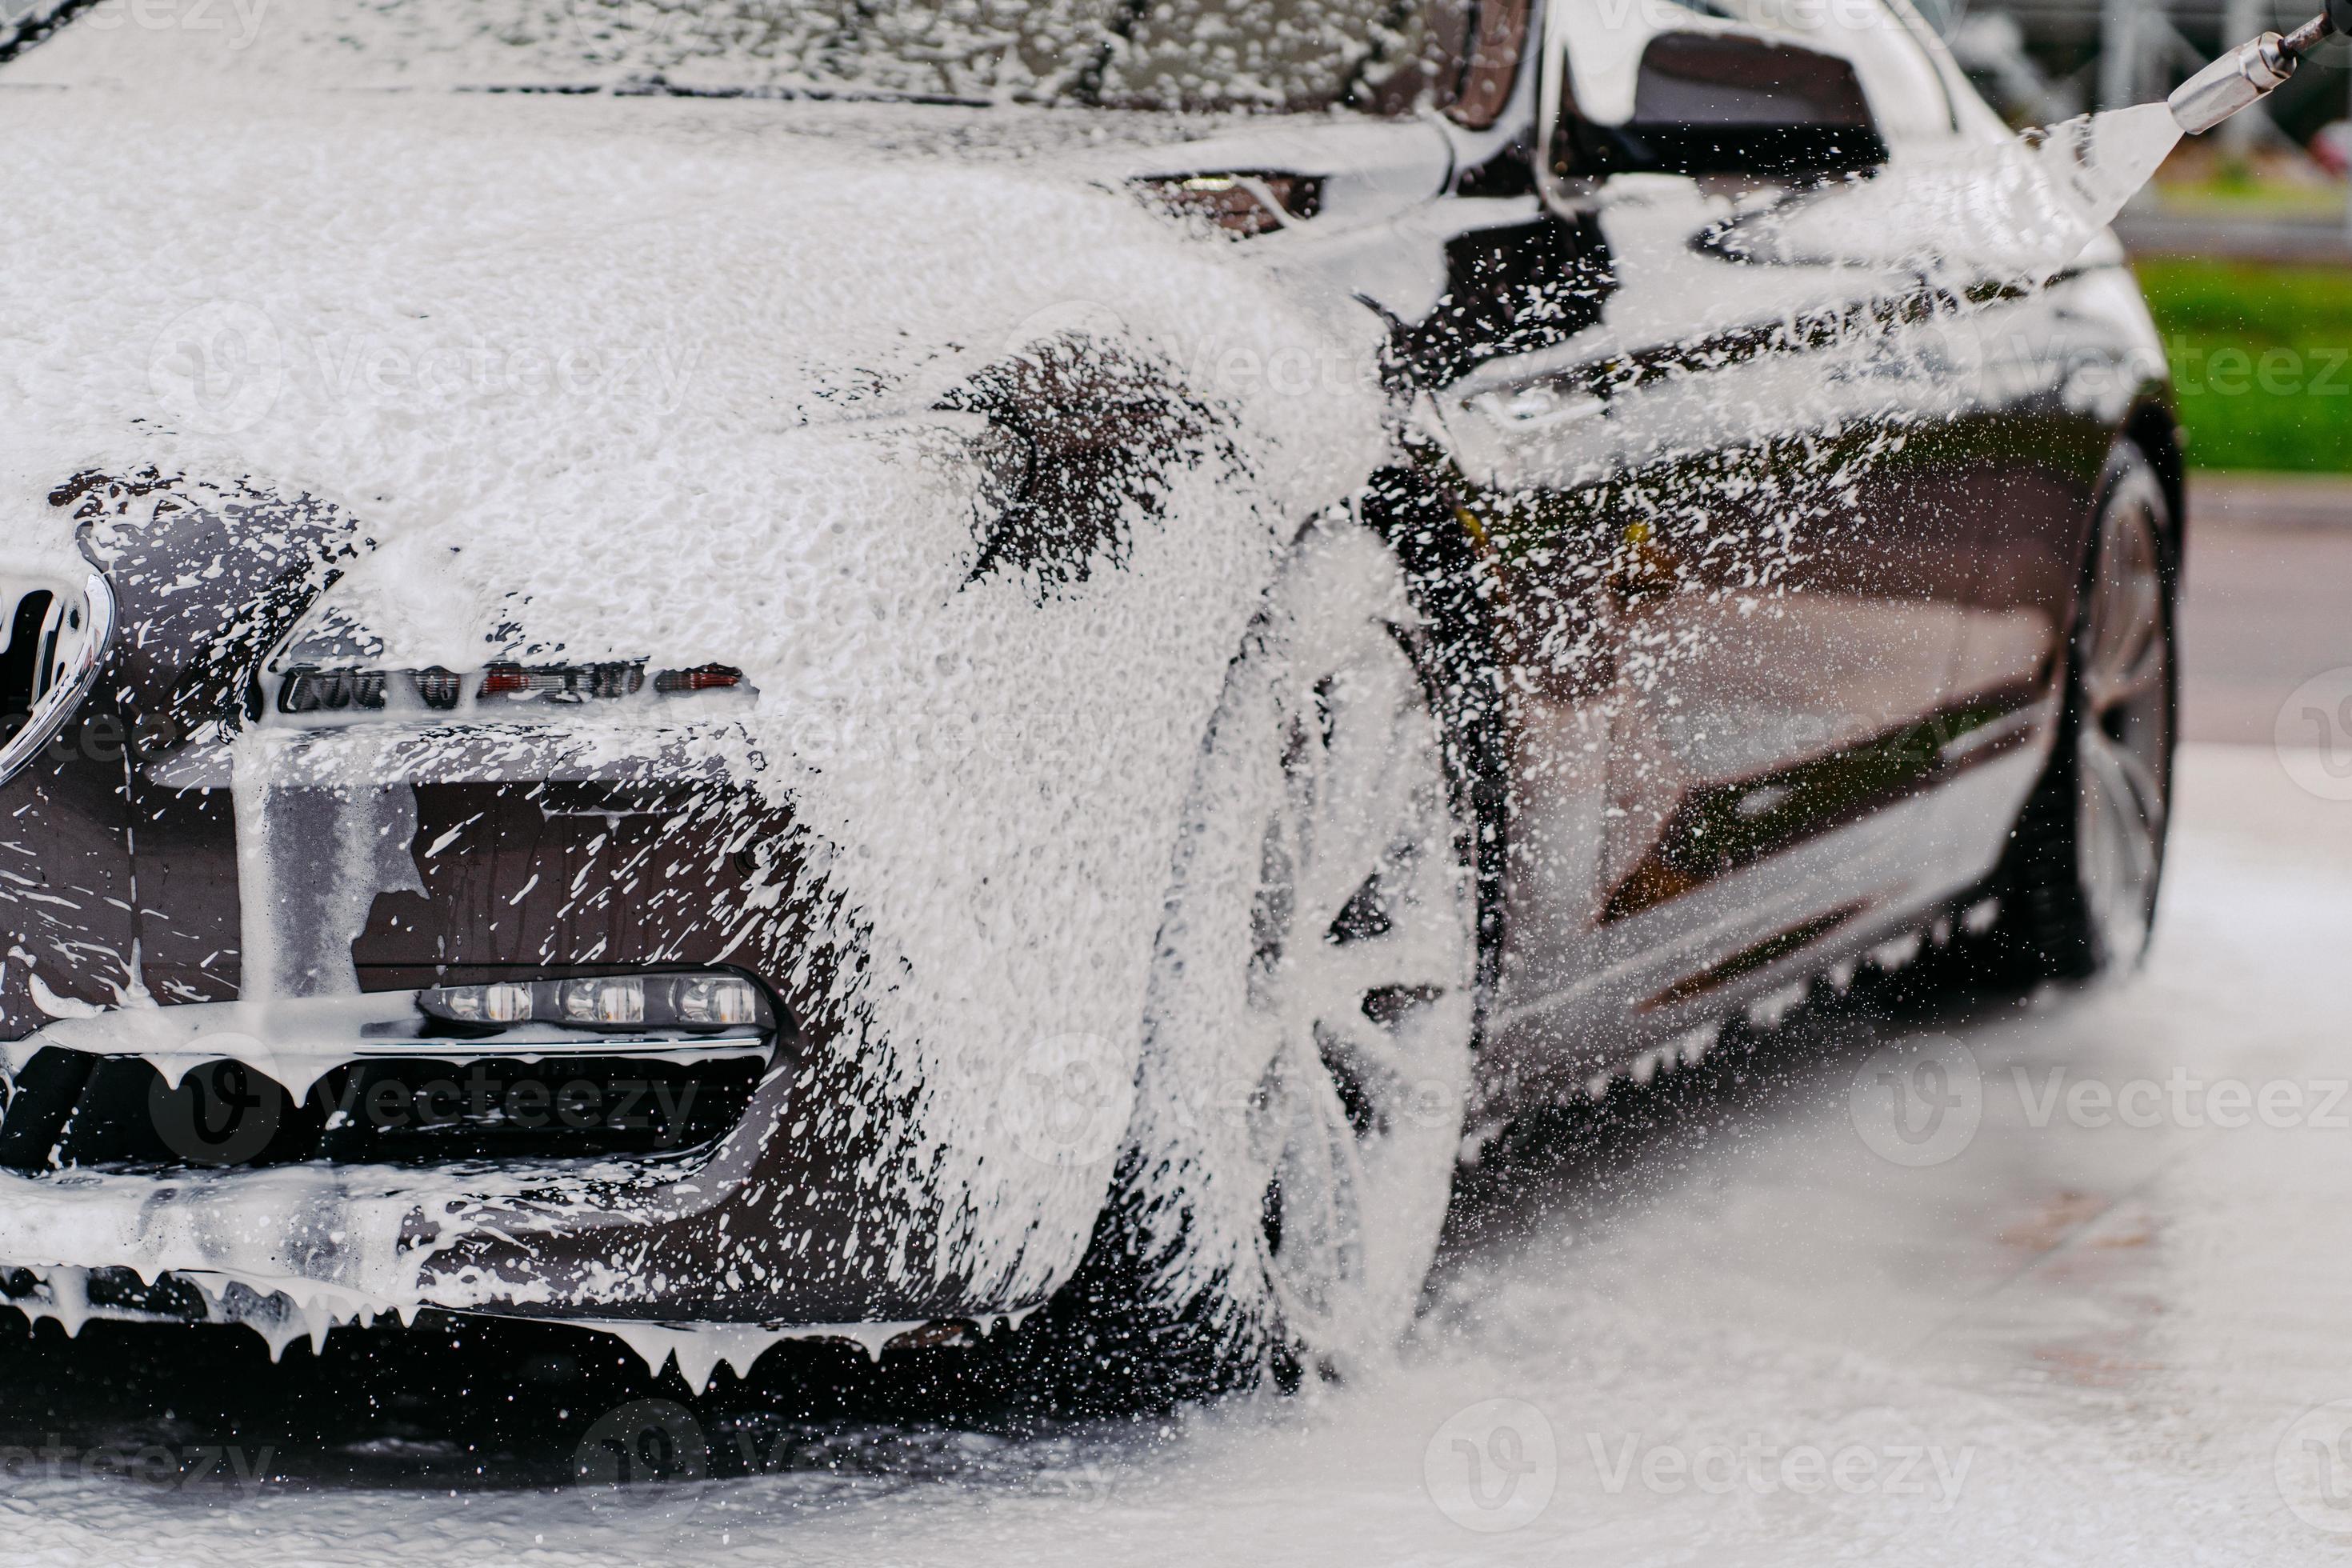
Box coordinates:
[1925,0,2351,746]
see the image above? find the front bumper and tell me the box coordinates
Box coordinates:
[0,998,1053,1342]
[0,720,1097,1346]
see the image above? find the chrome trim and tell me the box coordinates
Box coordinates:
[0,570,115,790]
[1532,0,1578,221]
[1938,701,2047,765]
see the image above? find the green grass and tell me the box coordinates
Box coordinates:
[2150,178,2350,222]
[2134,258,2352,474]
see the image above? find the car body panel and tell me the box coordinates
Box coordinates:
[0,0,2178,1340]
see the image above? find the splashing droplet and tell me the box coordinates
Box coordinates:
[1710,105,2182,285]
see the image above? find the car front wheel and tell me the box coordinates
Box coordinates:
[1026,516,1478,1399]
[1991,438,2178,978]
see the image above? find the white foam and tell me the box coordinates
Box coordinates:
[1718,105,2182,284]
[0,69,1387,1324]
[575,1318,919,1392]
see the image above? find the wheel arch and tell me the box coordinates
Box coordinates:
[2122,398,2187,554]
[2051,407,2184,690]
[1985,425,2180,981]
[1356,458,1512,1033]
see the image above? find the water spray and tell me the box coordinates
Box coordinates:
[2168,0,2348,134]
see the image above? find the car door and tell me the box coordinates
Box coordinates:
[1431,0,2006,1078]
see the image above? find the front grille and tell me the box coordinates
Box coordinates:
[1,1265,216,1325]
[0,1046,769,1172]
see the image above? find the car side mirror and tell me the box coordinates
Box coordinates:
[1552,30,1888,184]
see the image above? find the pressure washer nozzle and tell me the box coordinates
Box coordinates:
[2168,11,2339,134]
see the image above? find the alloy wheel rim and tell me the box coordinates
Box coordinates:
[2073,477,2172,966]
[1238,570,1474,1358]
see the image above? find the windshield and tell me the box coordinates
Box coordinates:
[2,0,1468,112]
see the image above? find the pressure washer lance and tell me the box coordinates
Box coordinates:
[2169,1,2348,134]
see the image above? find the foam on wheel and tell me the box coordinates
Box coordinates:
[1004,516,1478,1403]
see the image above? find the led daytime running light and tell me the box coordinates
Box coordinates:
[417,972,774,1034]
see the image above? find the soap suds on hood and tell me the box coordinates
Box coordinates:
[0,79,1393,1346]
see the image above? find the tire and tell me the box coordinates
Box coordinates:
[1006,516,1479,1405]
[1988,438,2178,981]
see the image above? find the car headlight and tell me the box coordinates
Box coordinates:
[418,971,773,1034]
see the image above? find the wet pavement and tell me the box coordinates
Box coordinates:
[2181,476,2352,743]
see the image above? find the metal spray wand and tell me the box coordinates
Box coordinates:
[2170,0,2349,133]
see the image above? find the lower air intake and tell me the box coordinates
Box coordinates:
[0,1048,770,1171]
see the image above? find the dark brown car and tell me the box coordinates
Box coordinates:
[0,0,2175,1389]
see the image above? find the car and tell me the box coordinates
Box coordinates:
[0,0,2177,1394]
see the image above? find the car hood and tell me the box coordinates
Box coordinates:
[2,87,1402,1298]
[0,88,1392,666]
